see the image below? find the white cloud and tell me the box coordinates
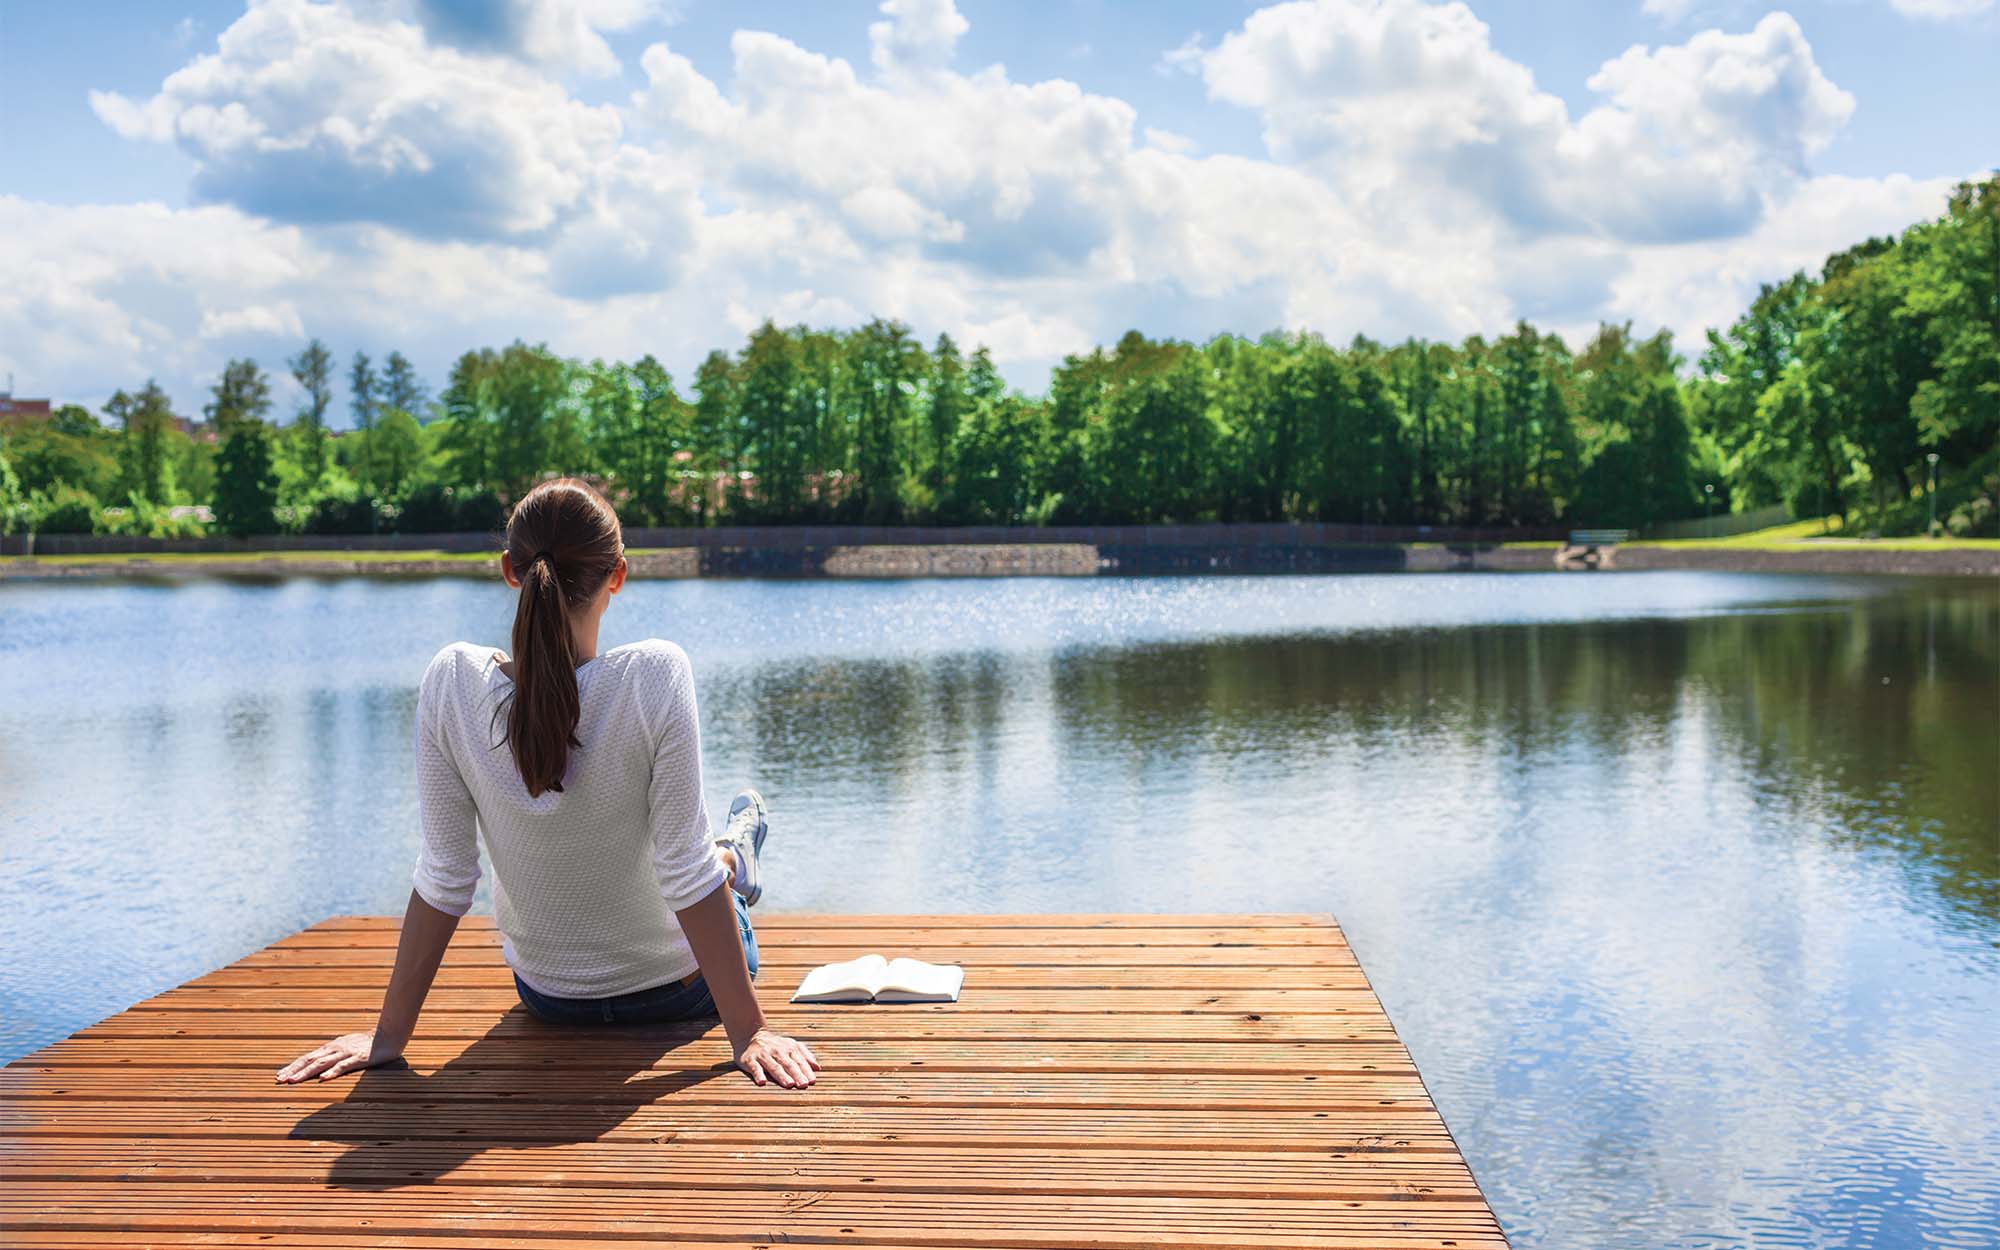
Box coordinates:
[406,0,676,76]
[868,0,970,73]
[91,0,624,240]
[1196,2,1852,245]
[0,196,556,414]
[199,301,305,341]
[1605,172,1962,351]
[1887,0,1994,17]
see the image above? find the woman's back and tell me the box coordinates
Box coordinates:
[281,476,816,1091]
[412,636,729,998]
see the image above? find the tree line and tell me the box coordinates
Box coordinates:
[3,176,1993,540]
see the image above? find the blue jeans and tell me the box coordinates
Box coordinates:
[511,890,758,1024]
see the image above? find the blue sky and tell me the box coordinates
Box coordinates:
[1,0,1994,419]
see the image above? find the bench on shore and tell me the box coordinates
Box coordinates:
[0,912,1508,1247]
[1556,528,1630,570]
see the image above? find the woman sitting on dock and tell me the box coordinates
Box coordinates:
[275,478,821,1090]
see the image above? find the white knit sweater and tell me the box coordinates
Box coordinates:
[410,637,729,998]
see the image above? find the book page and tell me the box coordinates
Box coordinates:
[874,957,965,1003]
[790,953,889,1003]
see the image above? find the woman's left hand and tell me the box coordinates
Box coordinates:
[275,1030,400,1083]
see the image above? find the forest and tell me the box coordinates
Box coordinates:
[2,176,1993,540]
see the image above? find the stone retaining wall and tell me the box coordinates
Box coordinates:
[3,541,1991,581]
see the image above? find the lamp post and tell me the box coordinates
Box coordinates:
[1926,452,1940,535]
[1704,482,1715,533]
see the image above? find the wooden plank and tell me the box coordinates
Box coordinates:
[5,1138,1488,1200]
[231,945,1363,968]
[0,1184,1507,1249]
[1,1099,1468,1150]
[0,913,1505,1248]
[304,913,1337,931]
[272,926,1354,950]
[75,1010,1403,1043]
[131,986,1382,1014]
[2,1065,1434,1110]
[2,1232,1506,1250]
[19,1040,1424,1080]
[188,964,1374,990]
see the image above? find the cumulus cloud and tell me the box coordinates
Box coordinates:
[1604,171,1962,350]
[90,0,624,240]
[634,22,1142,280]
[408,0,674,76]
[1196,2,1852,245]
[10,0,1963,417]
[0,196,559,414]
[868,0,970,73]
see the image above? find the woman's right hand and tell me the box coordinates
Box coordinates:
[735,1027,820,1088]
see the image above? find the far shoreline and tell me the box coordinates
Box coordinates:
[3,539,1995,581]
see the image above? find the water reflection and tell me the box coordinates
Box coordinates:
[0,572,1994,1248]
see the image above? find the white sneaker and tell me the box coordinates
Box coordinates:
[717,789,768,907]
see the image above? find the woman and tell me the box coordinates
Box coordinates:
[275,478,820,1090]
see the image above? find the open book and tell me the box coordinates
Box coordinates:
[790,954,965,1004]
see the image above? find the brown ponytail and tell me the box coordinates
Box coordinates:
[496,477,623,796]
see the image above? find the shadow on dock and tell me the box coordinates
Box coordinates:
[290,1009,730,1189]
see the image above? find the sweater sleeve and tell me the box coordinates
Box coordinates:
[410,646,483,917]
[644,642,730,913]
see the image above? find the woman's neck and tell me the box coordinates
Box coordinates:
[569,616,601,664]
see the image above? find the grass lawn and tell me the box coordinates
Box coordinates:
[1,548,499,566]
[1636,515,2000,551]
[0,547,690,567]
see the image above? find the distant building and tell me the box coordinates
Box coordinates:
[0,390,52,427]
[172,415,218,445]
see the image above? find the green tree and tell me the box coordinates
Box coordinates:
[290,339,334,429]
[289,338,335,487]
[847,318,922,522]
[381,351,428,421]
[369,409,426,498]
[946,392,1042,524]
[349,350,380,497]
[107,380,178,506]
[0,443,25,534]
[1904,177,1999,462]
[4,406,121,499]
[437,348,497,491]
[1809,239,1930,507]
[1091,333,1217,523]
[212,421,280,537]
[926,333,967,503]
[691,349,737,524]
[205,359,273,439]
[486,342,574,497]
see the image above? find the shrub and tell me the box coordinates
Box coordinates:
[1946,494,1994,538]
[393,483,507,533]
[453,488,507,533]
[392,483,457,533]
[304,494,378,535]
[33,484,100,533]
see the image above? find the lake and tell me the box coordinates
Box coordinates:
[1,570,1995,1248]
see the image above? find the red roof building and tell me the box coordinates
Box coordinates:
[0,393,52,426]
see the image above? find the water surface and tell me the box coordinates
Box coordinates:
[2,571,1995,1248]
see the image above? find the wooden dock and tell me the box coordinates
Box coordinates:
[1,913,1507,1247]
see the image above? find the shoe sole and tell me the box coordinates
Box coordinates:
[728,789,768,907]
